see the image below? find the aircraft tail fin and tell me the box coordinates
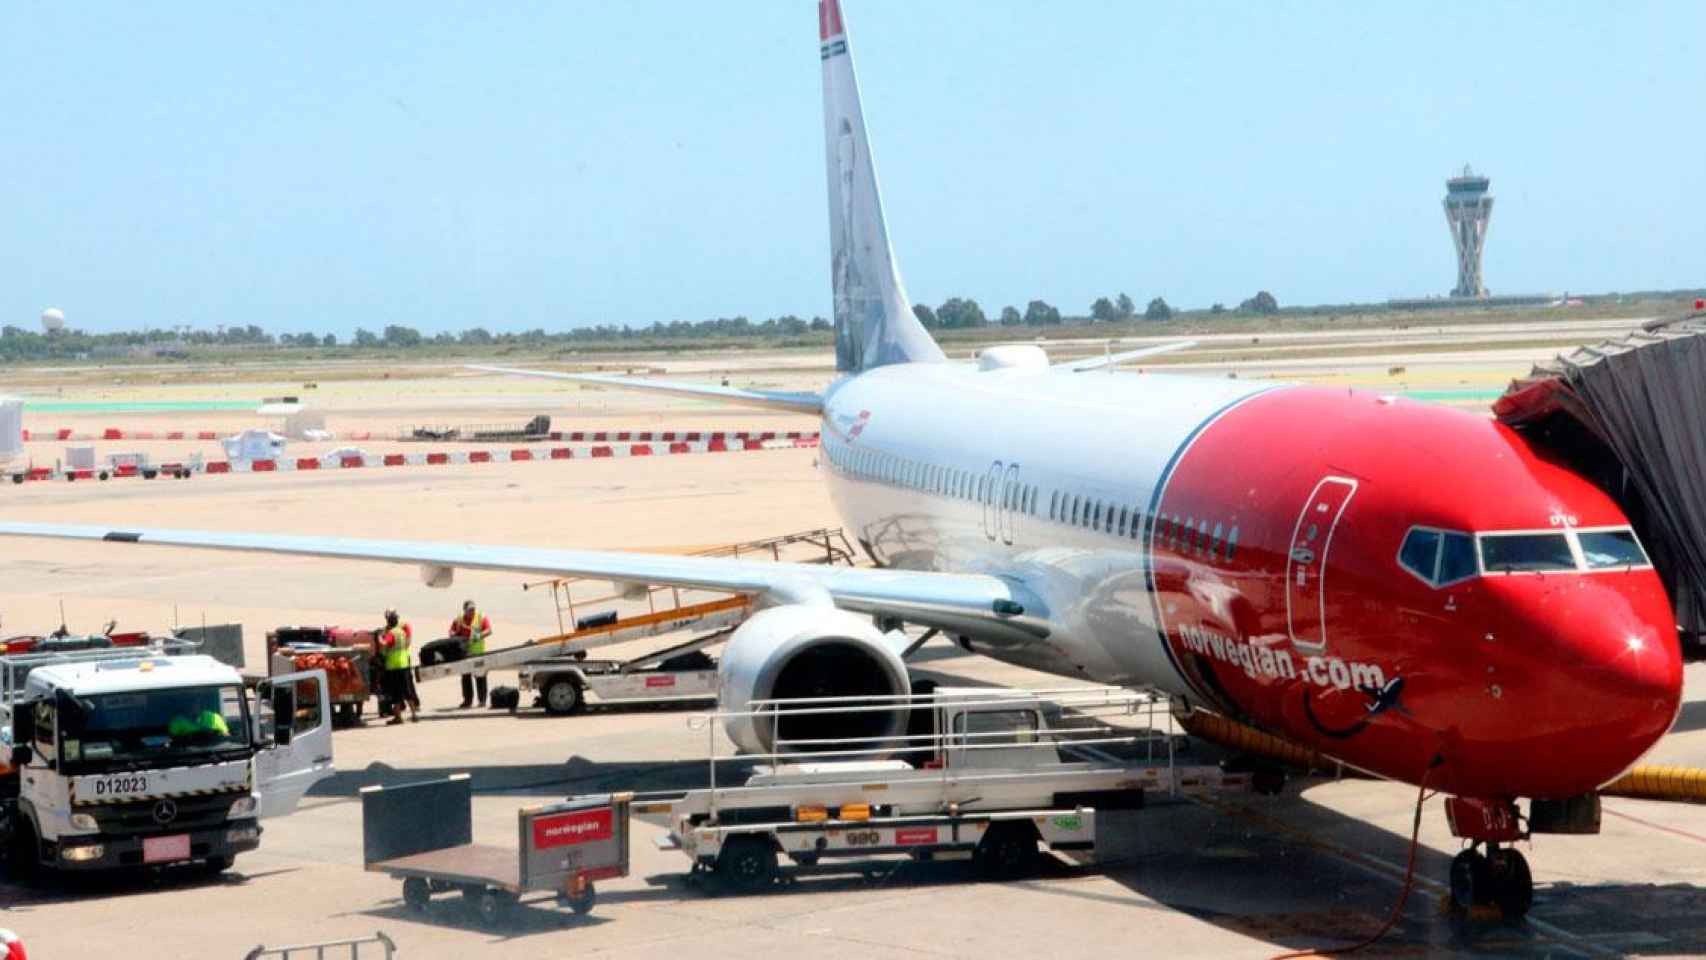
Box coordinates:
[821,0,944,374]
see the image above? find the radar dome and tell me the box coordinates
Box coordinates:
[40,308,66,333]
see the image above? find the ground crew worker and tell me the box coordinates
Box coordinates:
[450,600,492,709]
[379,609,420,724]
[168,706,231,738]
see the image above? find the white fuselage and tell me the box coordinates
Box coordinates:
[817,361,1269,697]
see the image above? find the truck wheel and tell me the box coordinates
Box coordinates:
[973,822,1038,880]
[715,836,777,894]
[6,820,41,884]
[475,888,515,928]
[543,678,583,715]
[402,876,431,912]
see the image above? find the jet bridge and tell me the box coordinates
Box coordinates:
[1495,308,1706,657]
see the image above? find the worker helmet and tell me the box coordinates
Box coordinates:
[384,609,399,626]
[463,600,476,613]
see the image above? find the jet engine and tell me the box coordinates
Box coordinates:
[718,604,910,757]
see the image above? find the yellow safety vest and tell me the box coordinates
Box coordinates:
[461,611,488,656]
[169,710,230,738]
[383,625,412,670]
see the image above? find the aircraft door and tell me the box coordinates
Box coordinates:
[982,461,1004,541]
[999,463,1021,545]
[1285,476,1358,651]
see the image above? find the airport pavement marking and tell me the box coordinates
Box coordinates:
[1194,795,1610,958]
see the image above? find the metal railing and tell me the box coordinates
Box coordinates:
[1,637,202,712]
[243,931,396,960]
[674,685,1182,818]
[521,527,857,636]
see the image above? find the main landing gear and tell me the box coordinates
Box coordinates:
[1443,796,1534,920]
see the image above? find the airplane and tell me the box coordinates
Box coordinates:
[0,0,1682,919]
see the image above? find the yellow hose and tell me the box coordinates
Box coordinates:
[1600,766,1706,802]
[1174,708,1341,774]
[1176,710,1706,805]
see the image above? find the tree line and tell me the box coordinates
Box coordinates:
[0,291,1281,361]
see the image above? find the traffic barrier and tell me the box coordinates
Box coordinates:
[23,426,816,443]
[4,437,812,485]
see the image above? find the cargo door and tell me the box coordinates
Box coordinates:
[255,669,335,818]
[1286,477,1358,651]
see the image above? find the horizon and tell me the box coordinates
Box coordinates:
[5,2,1703,338]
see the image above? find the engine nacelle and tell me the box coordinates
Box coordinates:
[718,604,910,757]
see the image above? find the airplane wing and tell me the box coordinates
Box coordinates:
[0,522,1048,643]
[1058,340,1197,372]
[468,365,824,415]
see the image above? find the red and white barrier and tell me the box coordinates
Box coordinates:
[22,427,816,443]
[7,436,819,484]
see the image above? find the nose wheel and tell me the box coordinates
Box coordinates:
[1448,843,1532,919]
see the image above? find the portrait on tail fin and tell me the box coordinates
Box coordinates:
[819,0,943,374]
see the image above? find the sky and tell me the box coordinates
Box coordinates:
[3,2,1704,338]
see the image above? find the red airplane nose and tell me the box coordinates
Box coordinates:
[1513,581,1680,796]
[1441,576,1681,799]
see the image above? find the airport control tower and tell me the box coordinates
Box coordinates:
[1443,165,1493,298]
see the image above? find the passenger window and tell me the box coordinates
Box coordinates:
[1198,520,1209,555]
[1106,506,1116,534]
[1212,522,1224,560]
[1118,507,1129,537]
[1049,491,1058,520]
[1438,532,1477,583]
[1579,529,1649,569]
[1398,528,1440,582]
[1480,533,1577,573]
[1184,517,1196,553]
[1132,509,1143,540]
[1072,496,1082,526]
[1226,525,1239,561]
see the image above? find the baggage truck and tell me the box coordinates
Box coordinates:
[624,687,1250,892]
[1,644,334,879]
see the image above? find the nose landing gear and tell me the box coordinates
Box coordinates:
[1443,796,1533,920]
[1448,843,1533,918]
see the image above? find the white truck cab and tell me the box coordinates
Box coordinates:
[2,652,333,876]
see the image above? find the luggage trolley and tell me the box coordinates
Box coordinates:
[361,774,630,928]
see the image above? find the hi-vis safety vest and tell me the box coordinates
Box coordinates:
[460,611,489,656]
[383,624,412,670]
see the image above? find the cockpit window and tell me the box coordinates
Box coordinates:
[1398,529,1440,582]
[1479,532,1576,573]
[1578,529,1649,569]
[1438,531,1477,583]
[1398,527,1477,587]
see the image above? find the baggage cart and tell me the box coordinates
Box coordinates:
[361,774,630,928]
[272,645,371,728]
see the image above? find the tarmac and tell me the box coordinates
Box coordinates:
[4,317,1706,958]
